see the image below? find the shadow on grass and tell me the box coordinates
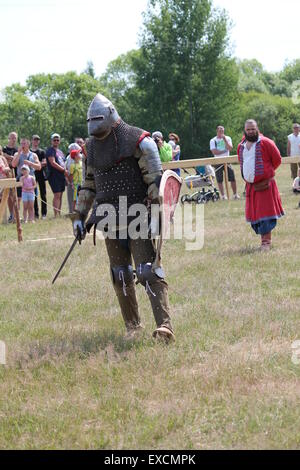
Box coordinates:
[223,246,261,256]
[13,330,148,369]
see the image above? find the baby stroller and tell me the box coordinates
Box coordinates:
[181,165,220,204]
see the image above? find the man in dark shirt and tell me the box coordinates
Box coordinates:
[31,135,47,219]
[46,133,66,217]
[2,131,18,222]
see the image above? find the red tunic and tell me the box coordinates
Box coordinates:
[237,136,284,224]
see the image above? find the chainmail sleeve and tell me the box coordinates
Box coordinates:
[137,136,163,200]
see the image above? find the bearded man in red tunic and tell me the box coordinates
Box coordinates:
[237,120,284,251]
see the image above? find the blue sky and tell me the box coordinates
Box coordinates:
[0,0,299,90]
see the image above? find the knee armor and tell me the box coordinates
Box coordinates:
[111,265,135,297]
[136,263,165,297]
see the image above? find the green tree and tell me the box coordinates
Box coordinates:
[237,59,291,97]
[131,0,239,157]
[235,92,299,154]
[100,50,142,123]
[0,72,105,151]
[27,72,104,145]
[83,61,96,79]
[237,59,269,94]
[280,59,300,84]
[0,83,39,145]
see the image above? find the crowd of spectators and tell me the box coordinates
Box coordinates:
[2,122,300,224]
[1,132,86,222]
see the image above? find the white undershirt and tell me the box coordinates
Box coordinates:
[242,142,256,183]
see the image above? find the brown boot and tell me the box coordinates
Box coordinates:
[153,326,175,343]
[124,324,144,341]
[261,232,272,251]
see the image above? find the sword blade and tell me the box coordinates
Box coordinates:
[52,237,78,284]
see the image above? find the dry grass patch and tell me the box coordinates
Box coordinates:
[0,165,300,449]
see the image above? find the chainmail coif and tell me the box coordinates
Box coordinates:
[87,119,147,171]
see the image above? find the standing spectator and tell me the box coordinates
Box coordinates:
[210,125,239,200]
[2,131,18,171]
[65,142,81,214]
[20,165,36,223]
[46,133,66,217]
[30,135,47,219]
[152,131,172,163]
[75,137,85,148]
[69,149,83,211]
[0,147,10,178]
[0,147,10,204]
[168,132,181,177]
[287,123,300,181]
[75,137,87,180]
[2,132,18,222]
[12,138,41,211]
[237,120,284,251]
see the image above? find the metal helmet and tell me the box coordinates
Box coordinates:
[87,93,120,139]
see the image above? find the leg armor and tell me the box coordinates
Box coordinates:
[105,238,142,331]
[136,262,164,297]
[134,258,173,333]
[130,239,173,332]
[111,265,135,297]
[110,264,141,331]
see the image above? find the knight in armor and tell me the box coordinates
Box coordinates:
[72,94,175,342]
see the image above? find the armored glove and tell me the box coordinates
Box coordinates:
[147,175,162,204]
[73,219,86,243]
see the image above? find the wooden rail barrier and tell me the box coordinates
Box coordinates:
[163,156,300,199]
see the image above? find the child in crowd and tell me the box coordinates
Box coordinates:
[292,169,300,208]
[293,168,300,192]
[69,149,82,211]
[20,164,36,223]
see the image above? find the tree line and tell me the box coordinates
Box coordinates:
[1,0,299,157]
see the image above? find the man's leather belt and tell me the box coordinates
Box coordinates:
[252,177,274,192]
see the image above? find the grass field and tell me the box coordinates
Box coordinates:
[0,164,300,450]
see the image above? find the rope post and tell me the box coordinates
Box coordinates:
[0,178,23,241]
[224,163,230,201]
[12,187,23,243]
[0,188,10,223]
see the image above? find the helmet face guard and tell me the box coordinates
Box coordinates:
[87,93,120,138]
